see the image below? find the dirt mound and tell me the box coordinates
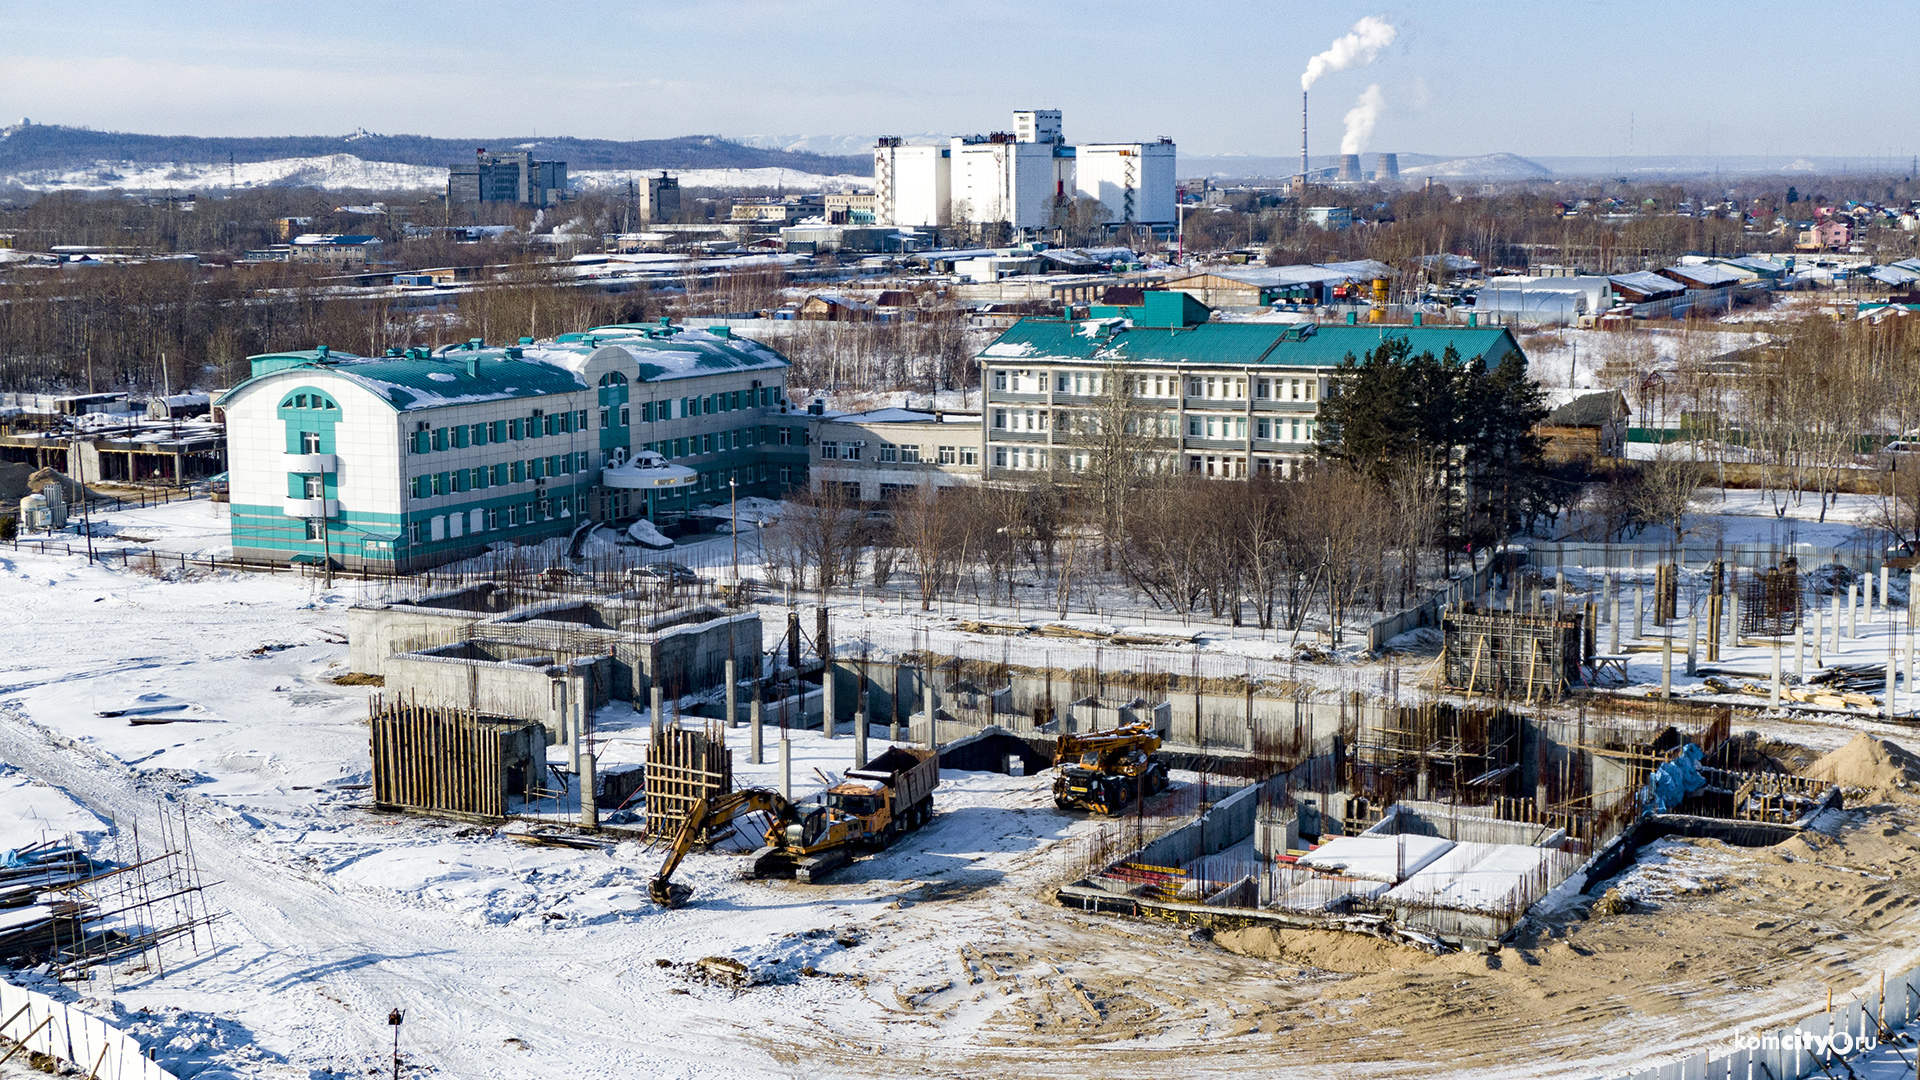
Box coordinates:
[1213,925,1443,974]
[26,467,93,505]
[1803,733,1920,803]
[0,461,31,504]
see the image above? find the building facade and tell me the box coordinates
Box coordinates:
[806,409,984,502]
[977,291,1525,481]
[1074,140,1177,226]
[217,324,809,571]
[447,151,568,208]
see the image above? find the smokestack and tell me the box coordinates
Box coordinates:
[1301,90,1309,179]
[1339,154,1362,182]
[1376,153,1399,180]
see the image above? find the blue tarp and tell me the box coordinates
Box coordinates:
[1644,743,1707,814]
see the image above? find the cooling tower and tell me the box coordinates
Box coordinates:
[1376,153,1399,180]
[1339,154,1362,182]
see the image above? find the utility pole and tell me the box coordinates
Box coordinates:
[388,1009,403,1080]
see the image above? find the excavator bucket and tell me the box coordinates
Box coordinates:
[648,879,694,908]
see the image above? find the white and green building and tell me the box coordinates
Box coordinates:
[217,323,809,571]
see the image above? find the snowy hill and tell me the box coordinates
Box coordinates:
[1399,152,1552,181]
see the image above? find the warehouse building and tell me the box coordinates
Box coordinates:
[977,291,1524,480]
[216,324,809,571]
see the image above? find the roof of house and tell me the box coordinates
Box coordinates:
[1660,263,1746,287]
[1544,391,1628,427]
[1609,270,1687,297]
[290,234,382,246]
[221,325,790,412]
[979,319,1522,370]
[1166,259,1395,292]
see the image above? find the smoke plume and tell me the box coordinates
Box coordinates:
[1301,15,1396,91]
[1340,84,1385,155]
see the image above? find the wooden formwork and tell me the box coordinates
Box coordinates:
[370,698,534,820]
[1441,609,1585,702]
[644,724,733,839]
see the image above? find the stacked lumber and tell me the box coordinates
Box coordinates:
[0,841,96,962]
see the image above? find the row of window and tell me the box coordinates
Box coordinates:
[645,424,794,461]
[990,369,1317,402]
[410,452,592,498]
[820,440,980,466]
[407,495,583,545]
[1184,416,1318,442]
[410,410,591,455]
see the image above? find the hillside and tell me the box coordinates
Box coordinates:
[0,122,871,177]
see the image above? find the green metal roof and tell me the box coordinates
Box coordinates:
[979,318,1523,370]
[219,349,588,413]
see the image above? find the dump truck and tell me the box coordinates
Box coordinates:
[1052,721,1169,813]
[648,746,940,906]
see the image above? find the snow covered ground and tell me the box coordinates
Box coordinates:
[0,155,868,194]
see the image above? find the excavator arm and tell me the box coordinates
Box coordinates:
[650,788,796,907]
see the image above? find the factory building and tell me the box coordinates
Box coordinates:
[447,150,568,208]
[216,324,809,571]
[873,110,1174,234]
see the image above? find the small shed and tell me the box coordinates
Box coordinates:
[1536,390,1630,462]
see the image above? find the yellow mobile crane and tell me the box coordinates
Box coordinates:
[1052,721,1169,813]
[649,746,940,906]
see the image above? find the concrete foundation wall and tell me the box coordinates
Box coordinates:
[348,605,476,675]
[383,650,607,743]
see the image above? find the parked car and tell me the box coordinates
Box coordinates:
[626,562,700,595]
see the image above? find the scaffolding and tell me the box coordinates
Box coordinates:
[1441,609,1586,701]
[644,724,734,839]
[1739,561,1801,637]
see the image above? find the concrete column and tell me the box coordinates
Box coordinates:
[1794,622,1805,682]
[1686,613,1697,677]
[1849,583,1859,639]
[750,693,763,765]
[1634,584,1645,639]
[1832,591,1842,652]
[1661,627,1673,700]
[779,736,791,802]
[578,695,597,829]
[1726,592,1740,648]
[650,685,664,740]
[822,660,836,739]
[1609,597,1621,653]
[725,658,737,729]
[1814,607,1824,668]
[1770,640,1782,710]
[923,681,936,748]
[854,706,868,770]
[1908,627,1915,687]
[1602,573,1614,623]
[1888,652,1899,721]
[1554,570,1565,614]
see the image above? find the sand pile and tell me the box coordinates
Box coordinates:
[25,467,93,505]
[1803,733,1920,803]
[1213,925,1443,974]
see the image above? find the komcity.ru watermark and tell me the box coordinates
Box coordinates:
[1727,1029,1878,1055]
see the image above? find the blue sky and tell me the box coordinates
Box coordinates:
[0,1,1910,161]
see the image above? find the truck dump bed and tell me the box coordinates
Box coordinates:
[845,745,939,812]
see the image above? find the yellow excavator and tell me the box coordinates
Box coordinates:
[1052,721,1170,814]
[649,747,940,906]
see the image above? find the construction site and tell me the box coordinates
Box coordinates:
[8,527,1920,1080]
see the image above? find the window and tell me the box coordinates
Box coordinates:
[451,426,468,449]
[302,475,324,498]
[1305,380,1315,401]
[300,431,321,454]
[491,463,506,486]
[599,408,609,429]
[509,418,522,440]
[471,467,487,490]
[844,442,862,461]
[432,428,447,452]
[1290,418,1301,442]
[937,445,956,465]
[879,442,898,463]
[779,466,792,485]
[576,409,588,430]
[410,521,425,544]
[1290,378,1301,401]
[1188,378,1202,397]
[510,460,524,483]
[899,444,920,464]
[778,426,792,445]
[487,508,500,530]
[702,433,714,454]
[301,516,322,539]
[429,473,444,496]
[1188,455,1202,473]
[757,464,768,482]
[642,401,655,423]
[452,470,467,493]
[993,447,1008,468]
[1205,377,1218,398]
[620,406,630,426]
[410,476,426,499]
[821,440,839,460]
[1257,418,1271,440]
[992,410,1007,430]
[1188,417,1201,437]
[542,415,555,436]
[508,505,522,526]
[1235,417,1247,439]
[1256,378,1271,399]
[992,370,1007,391]
[959,447,979,466]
